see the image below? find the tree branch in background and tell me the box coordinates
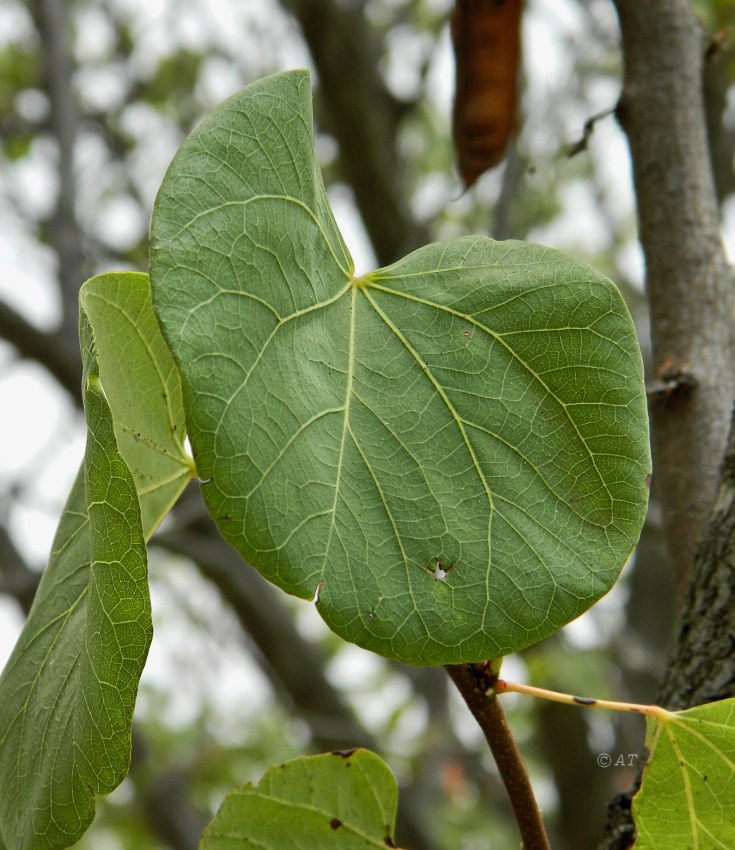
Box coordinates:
[0,298,81,402]
[277,0,431,265]
[129,730,207,850]
[29,0,87,339]
[702,26,735,203]
[0,525,40,614]
[598,404,735,849]
[613,0,735,597]
[596,400,735,840]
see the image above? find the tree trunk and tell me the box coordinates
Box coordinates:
[599,2,735,845]
[613,0,735,598]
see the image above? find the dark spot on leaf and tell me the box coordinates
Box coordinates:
[645,473,652,489]
[330,818,342,830]
[331,748,358,759]
[384,832,397,847]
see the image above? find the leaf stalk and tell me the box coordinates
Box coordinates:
[494,679,669,720]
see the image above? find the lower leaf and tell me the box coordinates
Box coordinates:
[200,749,403,850]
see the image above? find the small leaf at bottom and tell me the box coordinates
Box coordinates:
[200,749,403,850]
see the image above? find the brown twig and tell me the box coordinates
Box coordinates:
[567,105,616,157]
[446,662,550,850]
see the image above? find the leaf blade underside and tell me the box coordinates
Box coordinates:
[0,272,191,850]
[0,316,150,850]
[150,69,650,665]
[80,272,195,535]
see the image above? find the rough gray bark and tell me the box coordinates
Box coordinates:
[613,0,735,598]
[598,2,735,846]
[599,405,735,848]
[658,402,735,709]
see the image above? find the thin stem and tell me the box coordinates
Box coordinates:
[495,679,671,721]
[446,663,551,850]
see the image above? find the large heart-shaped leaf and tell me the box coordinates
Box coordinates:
[150,69,650,665]
[633,700,735,849]
[200,749,402,850]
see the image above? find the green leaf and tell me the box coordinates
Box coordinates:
[199,749,403,850]
[80,272,195,536]
[150,69,650,665]
[633,700,735,849]
[0,315,151,850]
[0,272,191,850]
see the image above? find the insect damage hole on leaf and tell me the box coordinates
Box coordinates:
[426,559,455,581]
